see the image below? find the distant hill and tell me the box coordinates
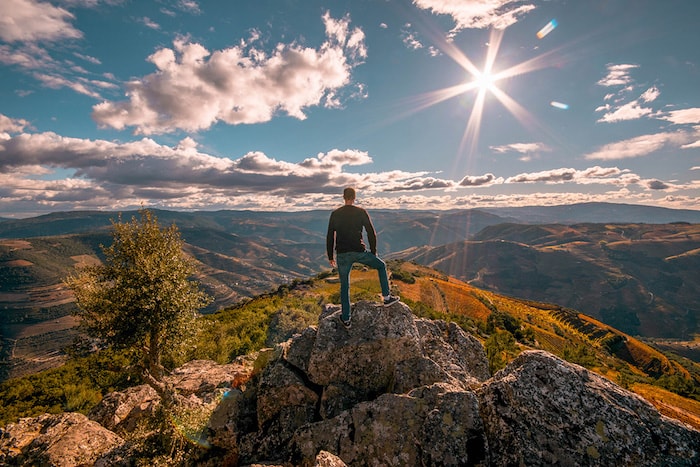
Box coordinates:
[3,202,699,240]
[481,202,700,224]
[2,203,699,381]
[393,223,700,341]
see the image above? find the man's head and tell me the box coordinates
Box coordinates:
[343,187,356,201]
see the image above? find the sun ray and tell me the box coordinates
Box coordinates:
[413,25,572,169]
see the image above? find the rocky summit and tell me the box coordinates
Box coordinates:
[2,300,699,466]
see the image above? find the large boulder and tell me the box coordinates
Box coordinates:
[477,350,700,466]
[89,357,256,435]
[0,412,124,466]
[290,383,487,466]
[205,301,494,464]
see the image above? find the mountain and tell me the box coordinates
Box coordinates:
[393,223,700,341]
[1,282,699,465]
[2,204,699,382]
[481,202,700,224]
[0,208,507,381]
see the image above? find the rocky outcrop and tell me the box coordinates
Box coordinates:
[0,412,124,466]
[88,357,256,435]
[200,301,700,466]
[477,350,699,465]
[2,300,699,466]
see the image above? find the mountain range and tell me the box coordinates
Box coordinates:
[1,202,699,382]
[392,222,700,339]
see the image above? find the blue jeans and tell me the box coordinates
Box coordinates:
[337,251,390,321]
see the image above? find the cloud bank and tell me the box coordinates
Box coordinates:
[92,12,367,134]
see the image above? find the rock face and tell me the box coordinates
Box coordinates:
[0,412,124,466]
[477,350,698,466]
[201,301,700,466]
[2,300,699,466]
[88,358,254,435]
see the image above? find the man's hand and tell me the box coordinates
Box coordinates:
[329,259,337,268]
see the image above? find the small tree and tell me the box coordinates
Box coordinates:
[65,209,212,405]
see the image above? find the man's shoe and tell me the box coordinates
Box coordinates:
[383,295,400,307]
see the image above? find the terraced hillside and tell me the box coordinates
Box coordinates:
[394,223,700,341]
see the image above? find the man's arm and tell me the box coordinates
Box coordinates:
[326,214,336,266]
[364,210,378,255]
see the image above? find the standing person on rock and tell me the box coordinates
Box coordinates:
[326,187,400,327]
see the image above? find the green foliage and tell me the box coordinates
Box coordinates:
[266,304,320,346]
[562,344,598,368]
[656,373,699,399]
[483,310,534,344]
[485,330,518,373]
[65,209,212,381]
[390,267,416,284]
[0,349,136,426]
[402,297,477,334]
[190,294,322,364]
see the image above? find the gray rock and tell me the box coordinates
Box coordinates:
[89,357,256,436]
[291,382,487,466]
[477,350,700,466]
[88,384,159,432]
[0,412,124,466]
[206,300,700,466]
[4,300,699,466]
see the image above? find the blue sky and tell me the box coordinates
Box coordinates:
[1,0,699,217]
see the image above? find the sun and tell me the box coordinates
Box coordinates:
[393,27,560,161]
[473,69,497,94]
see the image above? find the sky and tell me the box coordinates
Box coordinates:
[1,0,699,218]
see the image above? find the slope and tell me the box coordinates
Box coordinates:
[394,223,700,340]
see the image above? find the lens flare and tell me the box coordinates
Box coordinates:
[537,19,558,39]
[550,101,569,110]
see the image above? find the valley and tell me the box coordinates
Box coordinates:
[1,203,699,384]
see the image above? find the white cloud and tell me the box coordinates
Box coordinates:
[139,17,161,30]
[385,177,455,191]
[490,142,550,154]
[73,52,101,65]
[92,12,367,134]
[0,42,57,70]
[684,141,700,149]
[0,0,82,43]
[659,108,700,125]
[1,113,696,215]
[0,114,30,135]
[0,128,445,203]
[413,0,536,31]
[459,173,501,187]
[597,86,659,123]
[597,63,638,87]
[176,0,201,15]
[504,166,640,186]
[584,132,694,160]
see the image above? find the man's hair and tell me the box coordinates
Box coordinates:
[343,187,356,201]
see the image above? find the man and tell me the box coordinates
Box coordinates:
[326,187,400,327]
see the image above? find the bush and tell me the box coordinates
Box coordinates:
[485,330,518,373]
[0,349,136,426]
[391,268,416,284]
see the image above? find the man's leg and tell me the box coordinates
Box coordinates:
[336,252,354,321]
[357,252,391,297]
